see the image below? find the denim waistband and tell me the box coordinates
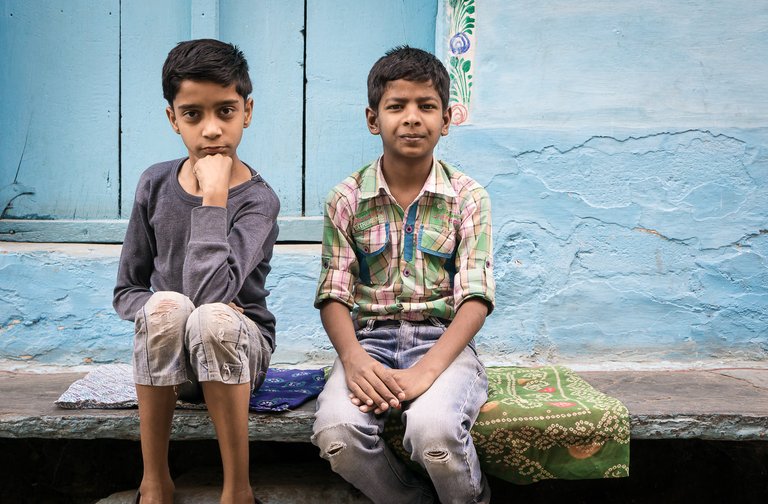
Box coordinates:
[368,317,451,330]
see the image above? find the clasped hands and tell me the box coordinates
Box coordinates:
[342,351,436,415]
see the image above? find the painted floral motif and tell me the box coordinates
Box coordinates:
[446,0,475,125]
[449,32,471,55]
[450,102,468,125]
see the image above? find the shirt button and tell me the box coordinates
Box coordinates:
[322,260,330,269]
[405,225,413,234]
[486,260,492,268]
[403,269,411,277]
[363,246,369,253]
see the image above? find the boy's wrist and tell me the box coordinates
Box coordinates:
[339,346,369,366]
[202,190,228,207]
[415,361,441,382]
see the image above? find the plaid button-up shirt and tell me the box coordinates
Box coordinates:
[315,158,495,323]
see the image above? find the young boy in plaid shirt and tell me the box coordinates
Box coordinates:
[312,46,495,504]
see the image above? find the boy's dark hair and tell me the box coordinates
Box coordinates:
[162,39,252,106]
[367,45,450,111]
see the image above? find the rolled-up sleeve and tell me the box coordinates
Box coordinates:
[454,185,495,313]
[315,190,358,309]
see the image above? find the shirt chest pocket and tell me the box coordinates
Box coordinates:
[353,221,390,257]
[417,225,456,259]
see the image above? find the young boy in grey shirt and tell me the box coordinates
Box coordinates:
[113,39,279,504]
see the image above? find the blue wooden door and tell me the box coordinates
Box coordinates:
[1,1,121,221]
[1,0,437,241]
[304,0,438,216]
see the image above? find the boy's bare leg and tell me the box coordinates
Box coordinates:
[202,381,255,504]
[136,384,177,504]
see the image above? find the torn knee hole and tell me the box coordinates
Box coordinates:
[150,300,180,319]
[326,441,346,456]
[424,448,450,463]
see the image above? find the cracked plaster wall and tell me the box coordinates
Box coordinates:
[2,1,767,368]
[438,128,768,364]
[425,0,768,364]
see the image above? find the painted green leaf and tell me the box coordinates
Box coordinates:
[467,6,475,14]
[462,60,472,72]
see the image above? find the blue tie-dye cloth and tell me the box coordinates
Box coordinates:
[249,368,326,412]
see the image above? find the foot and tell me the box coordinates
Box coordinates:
[220,486,255,504]
[137,477,174,504]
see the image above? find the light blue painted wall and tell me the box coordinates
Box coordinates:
[1,239,765,367]
[0,245,331,367]
[1,0,767,367]
[429,0,768,363]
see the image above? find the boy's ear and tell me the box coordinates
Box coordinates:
[166,106,180,134]
[441,106,452,136]
[243,97,254,128]
[365,106,380,135]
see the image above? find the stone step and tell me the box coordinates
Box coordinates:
[2,368,768,442]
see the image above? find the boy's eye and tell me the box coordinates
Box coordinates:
[386,104,402,110]
[421,104,437,110]
[182,110,199,120]
[220,106,236,116]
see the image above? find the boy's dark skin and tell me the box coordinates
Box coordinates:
[137,44,257,504]
[320,74,490,416]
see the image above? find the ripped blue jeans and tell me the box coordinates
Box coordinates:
[132,291,271,400]
[311,319,490,504]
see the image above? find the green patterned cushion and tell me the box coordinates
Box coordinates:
[383,365,630,484]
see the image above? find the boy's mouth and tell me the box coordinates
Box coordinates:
[202,146,227,154]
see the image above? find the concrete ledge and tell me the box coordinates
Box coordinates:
[2,368,767,442]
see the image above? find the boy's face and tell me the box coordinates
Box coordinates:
[166,80,253,166]
[366,79,451,165]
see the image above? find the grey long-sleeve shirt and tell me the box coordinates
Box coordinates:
[113,158,280,350]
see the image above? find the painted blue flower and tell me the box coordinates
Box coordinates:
[450,32,470,55]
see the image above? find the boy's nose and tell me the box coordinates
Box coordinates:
[403,106,422,126]
[202,119,222,138]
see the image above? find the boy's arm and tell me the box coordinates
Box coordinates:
[320,300,405,412]
[315,185,404,412]
[113,177,155,321]
[183,154,279,306]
